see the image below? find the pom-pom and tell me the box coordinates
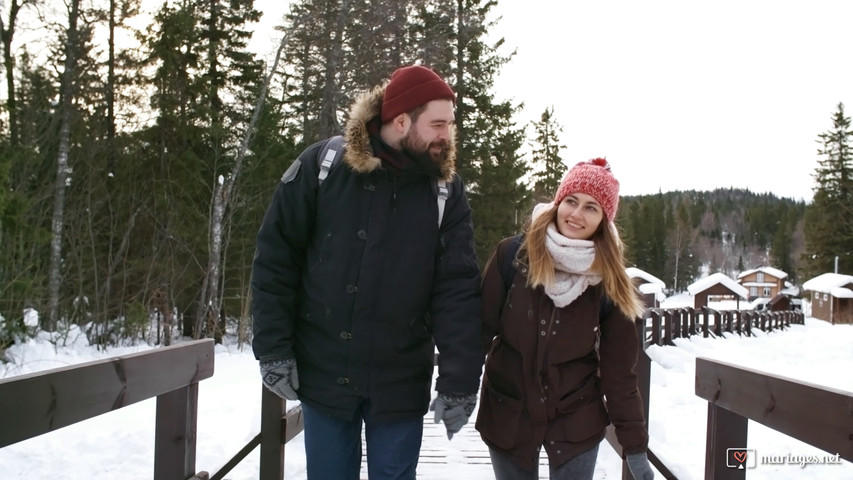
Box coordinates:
[589,157,610,170]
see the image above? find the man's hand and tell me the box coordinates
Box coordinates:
[259,358,299,400]
[429,392,477,440]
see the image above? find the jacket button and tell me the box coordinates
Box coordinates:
[540,319,546,325]
[540,331,546,336]
[336,377,349,385]
[339,331,352,340]
[346,284,358,294]
[357,230,368,240]
[363,183,375,191]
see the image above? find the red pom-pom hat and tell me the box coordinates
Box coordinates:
[553,158,621,223]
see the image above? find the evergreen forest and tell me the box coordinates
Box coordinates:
[0,0,851,349]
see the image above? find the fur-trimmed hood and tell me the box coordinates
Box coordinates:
[342,82,457,182]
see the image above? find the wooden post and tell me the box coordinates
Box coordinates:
[259,386,285,480]
[704,403,748,480]
[651,310,662,345]
[154,384,199,480]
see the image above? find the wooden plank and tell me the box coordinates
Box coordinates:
[0,339,214,448]
[695,356,853,462]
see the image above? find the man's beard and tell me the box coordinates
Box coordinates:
[400,130,450,175]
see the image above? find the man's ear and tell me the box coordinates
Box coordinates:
[392,113,411,134]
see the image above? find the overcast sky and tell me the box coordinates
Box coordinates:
[250,0,853,202]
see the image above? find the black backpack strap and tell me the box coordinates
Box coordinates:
[500,234,524,292]
[317,135,345,185]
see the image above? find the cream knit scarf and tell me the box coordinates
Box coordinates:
[534,203,602,308]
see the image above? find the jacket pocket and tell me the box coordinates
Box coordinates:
[551,398,609,443]
[556,375,601,415]
[476,383,524,450]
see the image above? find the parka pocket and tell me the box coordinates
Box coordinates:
[476,384,524,450]
[556,375,601,415]
[551,399,609,443]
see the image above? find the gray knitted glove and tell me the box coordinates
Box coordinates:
[627,452,654,480]
[259,358,299,400]
[429,392,477,440]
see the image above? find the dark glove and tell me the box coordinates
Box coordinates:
[259,357,299,400]
[429,392,477,440]
[627,452,655,480]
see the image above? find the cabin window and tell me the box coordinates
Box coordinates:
[757,272,764,282]
[763,287,771,297]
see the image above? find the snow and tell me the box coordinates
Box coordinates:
[738,267,788,280]
[2,299,852,479]
[802,273,853,295]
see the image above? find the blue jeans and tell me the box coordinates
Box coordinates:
[488,443,599,480]
[301,400,424,480]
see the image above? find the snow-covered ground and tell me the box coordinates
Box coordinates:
[1,295,851,479]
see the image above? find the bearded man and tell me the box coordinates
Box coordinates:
[251,65,483,480]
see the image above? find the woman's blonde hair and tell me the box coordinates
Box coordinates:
[520,204,644,319]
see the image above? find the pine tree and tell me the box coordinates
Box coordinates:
[530,106,566,201]
[803,103,853,278]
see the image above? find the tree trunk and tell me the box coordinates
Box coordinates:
[48,0,81,330]
[0,0,21,146]
[194,30,290,339]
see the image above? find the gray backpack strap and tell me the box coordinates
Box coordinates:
[436,179,449,228]
[317,135,345,185]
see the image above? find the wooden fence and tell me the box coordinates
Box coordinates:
[644,307,804,346]
[3,307,839,480]
[0,339,214,480]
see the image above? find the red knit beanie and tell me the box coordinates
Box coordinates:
[553,158,621,222]
[381,65,456,123]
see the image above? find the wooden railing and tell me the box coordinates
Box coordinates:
[2,306,824,480]
[0,339,215,480]
[695,356,853,479]
[644,307,804,346]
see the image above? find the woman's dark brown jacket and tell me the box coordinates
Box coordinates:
[475,235,649,470]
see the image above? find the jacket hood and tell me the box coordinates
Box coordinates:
[342,82,457,182]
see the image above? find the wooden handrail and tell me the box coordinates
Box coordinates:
[0,339,215,480]
[696,356,853,478]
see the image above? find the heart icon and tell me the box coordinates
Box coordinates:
[734,451,747,464]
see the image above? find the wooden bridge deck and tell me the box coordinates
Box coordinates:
[355,404,621,480]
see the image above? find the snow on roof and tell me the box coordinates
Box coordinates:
[626,267,666,288]
[737,266,788,280]
[802,273,853,294]
[638,283,663,295]
[831,287,853,299]
[687,272,749,299]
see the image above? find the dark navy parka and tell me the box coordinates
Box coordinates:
[251,84,483,422]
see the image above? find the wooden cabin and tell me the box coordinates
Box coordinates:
[802,273,853,324]
[687,272,749,310]
[737,267,787,301]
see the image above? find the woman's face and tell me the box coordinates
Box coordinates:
[555,192,604,240]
